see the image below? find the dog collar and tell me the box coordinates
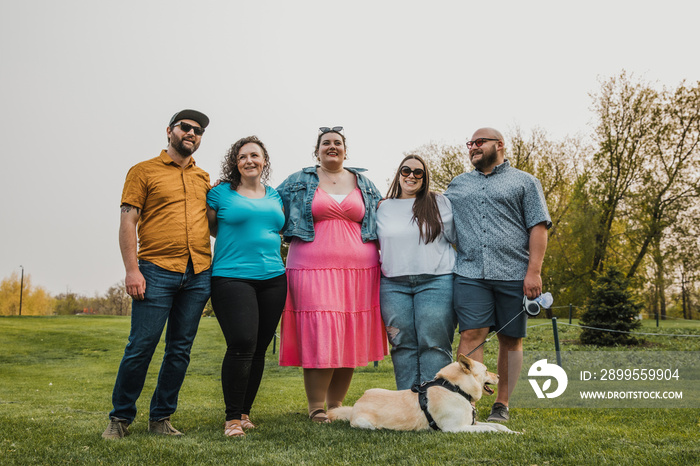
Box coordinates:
[411,378,476,431]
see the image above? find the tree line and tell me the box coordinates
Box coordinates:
[415,71,700,320]
[0,272,131,316]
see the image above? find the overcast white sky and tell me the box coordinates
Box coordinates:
[1,0,698,296]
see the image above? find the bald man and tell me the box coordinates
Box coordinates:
[444,127,551,422]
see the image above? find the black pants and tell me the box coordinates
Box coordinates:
[211,274,287,421]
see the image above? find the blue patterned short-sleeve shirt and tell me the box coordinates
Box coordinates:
[445,160,551,281]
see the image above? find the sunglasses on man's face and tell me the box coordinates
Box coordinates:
[173,122,205,136]
[400,166,425,179]
[466,138,498,149]
[319,126,344,135]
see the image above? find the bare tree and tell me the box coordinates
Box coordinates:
[625,81,700,279]
[668,205,700,319]
[508,126,590,235]
[103,281,131,315]
[589,71,658,273]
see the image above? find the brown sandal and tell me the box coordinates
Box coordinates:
[309,408,331,424]
[224,420,245,437]
[240,415,256,430]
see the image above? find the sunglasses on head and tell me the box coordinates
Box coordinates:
[400,166,425,179]
[173,122,205,136]
[319,126,344,135]
[466,138,498,149]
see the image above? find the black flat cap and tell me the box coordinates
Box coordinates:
[168,109,210,129]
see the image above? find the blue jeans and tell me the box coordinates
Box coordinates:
[380,274,456,390]
[109,260,211,423]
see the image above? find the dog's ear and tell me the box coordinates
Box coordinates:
[457,353,473,374]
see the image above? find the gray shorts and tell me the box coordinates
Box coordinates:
[453,276,527,338]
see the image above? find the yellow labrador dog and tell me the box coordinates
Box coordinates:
[328,354,517,433]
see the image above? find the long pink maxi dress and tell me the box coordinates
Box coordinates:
[279,188,388,368]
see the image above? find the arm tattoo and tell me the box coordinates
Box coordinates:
[121,205,141,214]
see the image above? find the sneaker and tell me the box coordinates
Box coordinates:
[148,417,183,436]
[102,418,130,439]
[487,402,510,422]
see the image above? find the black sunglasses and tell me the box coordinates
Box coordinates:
[466,138,498,149]
[400,166,425,179]
[173,122,205,136]
[319,126,344,135]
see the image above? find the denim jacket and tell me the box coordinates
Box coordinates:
[276,166,383,243]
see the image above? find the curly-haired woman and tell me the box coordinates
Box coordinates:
[206,136,286,437]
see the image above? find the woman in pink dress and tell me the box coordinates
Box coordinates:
[276,127,388,423]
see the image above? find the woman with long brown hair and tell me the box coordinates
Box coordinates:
[376,154,457,390]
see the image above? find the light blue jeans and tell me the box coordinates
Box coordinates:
[380,273,456,390]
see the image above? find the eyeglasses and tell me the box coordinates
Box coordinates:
[173,122,205,136]
[400,166,425,179]
[466,138,498,149]
[319,126,344,135]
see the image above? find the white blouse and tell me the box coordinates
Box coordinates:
[376,194,456,278]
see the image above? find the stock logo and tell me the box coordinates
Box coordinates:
[528,359,568,399]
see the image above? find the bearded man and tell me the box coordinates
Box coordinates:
[445,127,551,423]
[102,109,212,439]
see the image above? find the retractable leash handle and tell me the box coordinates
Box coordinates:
[464,292,552,358]
[523,296,542,317]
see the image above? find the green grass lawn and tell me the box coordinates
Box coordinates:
[1,315,699,465]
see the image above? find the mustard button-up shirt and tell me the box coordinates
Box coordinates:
[121,150,212,274]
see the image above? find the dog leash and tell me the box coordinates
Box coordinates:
[411,378,476,430]
[465,296,544,358]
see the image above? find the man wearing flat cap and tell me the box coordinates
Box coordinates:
[103,109,212,439]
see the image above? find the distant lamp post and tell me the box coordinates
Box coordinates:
[19,265,24,316]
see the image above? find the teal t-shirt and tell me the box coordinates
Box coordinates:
[207,183,285,280]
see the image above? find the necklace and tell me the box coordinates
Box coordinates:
[319,167,343,185]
